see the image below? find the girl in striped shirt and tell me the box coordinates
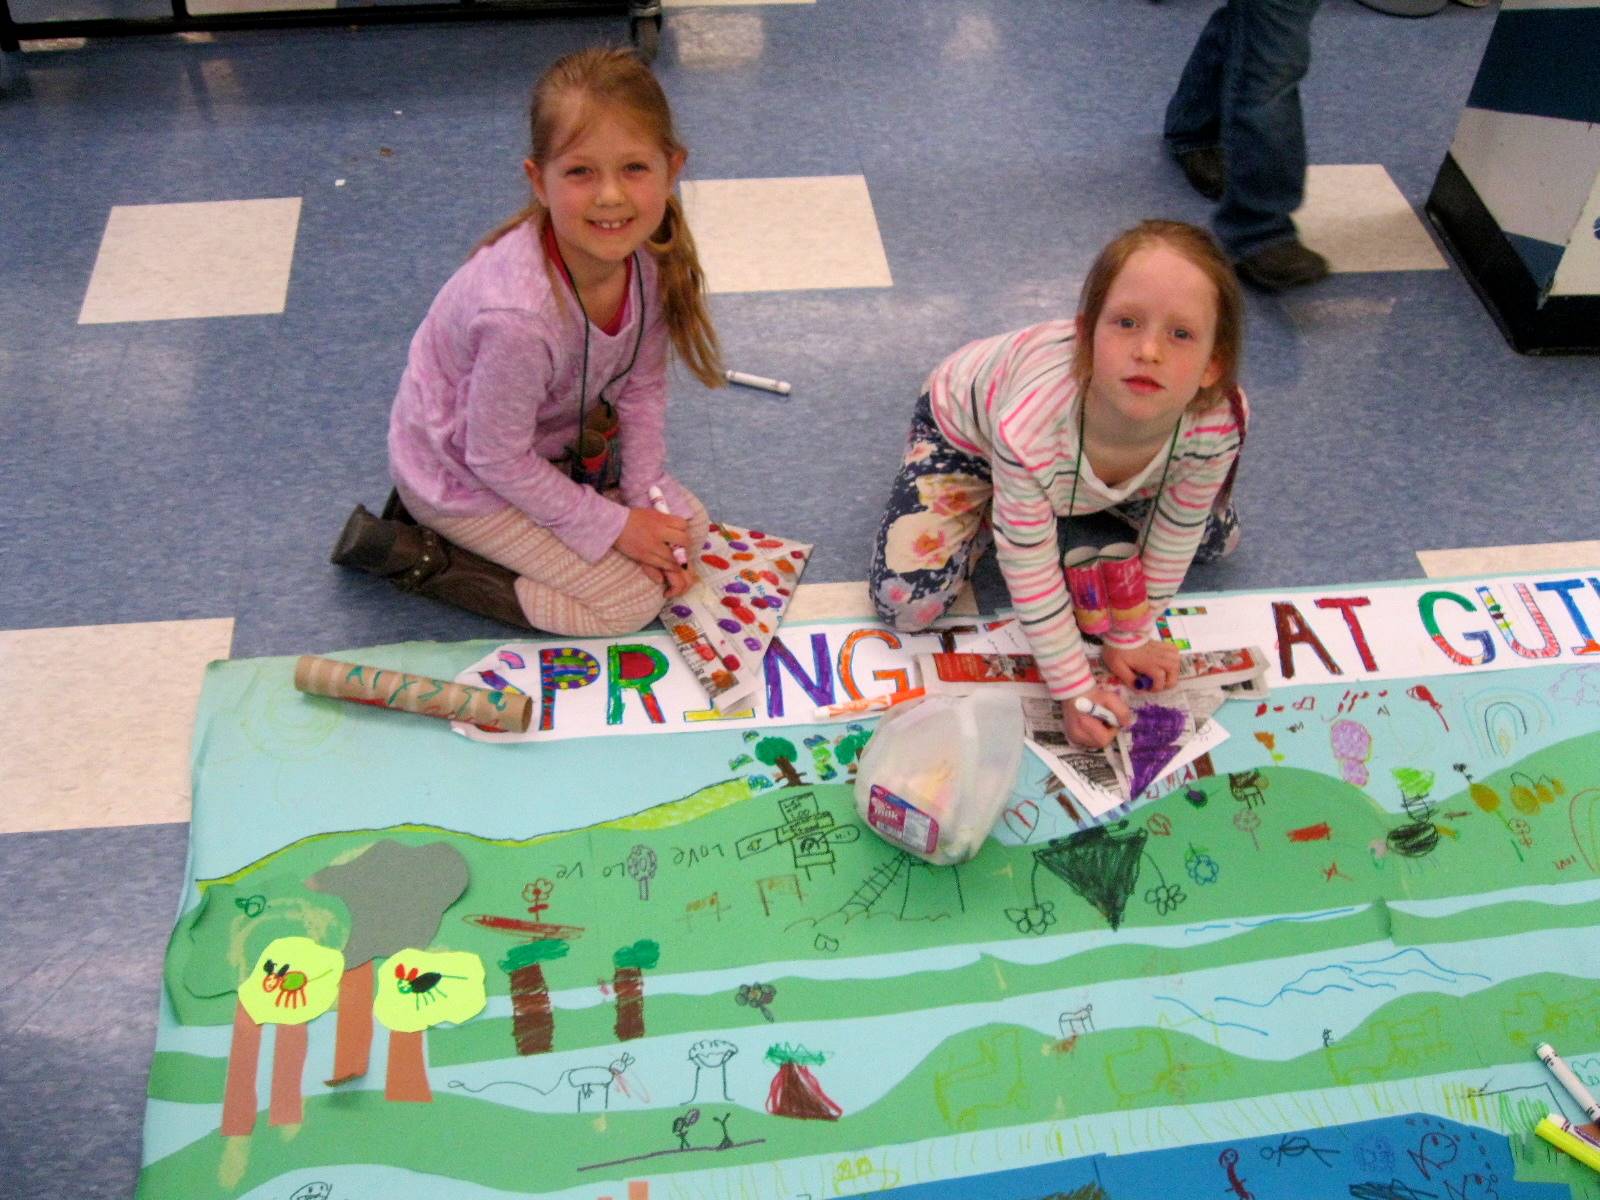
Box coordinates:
[869,220,1247,749]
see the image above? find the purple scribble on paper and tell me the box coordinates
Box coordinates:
[670,605,692,619]
[743,636,763,651]
[727,540,750,551]
[717,618,742,635]
[1127,703,1188,797]
[726,581,750,593]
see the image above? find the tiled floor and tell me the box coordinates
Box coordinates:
[4,1,1598,1194]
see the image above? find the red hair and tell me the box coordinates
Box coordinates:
[1071,219,1243,412]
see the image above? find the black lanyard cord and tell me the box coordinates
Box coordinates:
[548,240,647,483]
[1065,393,1181,555]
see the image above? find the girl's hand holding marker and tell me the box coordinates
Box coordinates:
[648,486,690,568]
[618,500,691,599]
[1065,687,1132,749]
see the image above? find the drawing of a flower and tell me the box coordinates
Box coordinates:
[1005,901,1057,935]
[1144,883,1187,916]
[1184,850,1220,886]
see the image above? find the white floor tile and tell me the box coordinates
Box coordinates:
[0,618,234,833]
[670,9,769,67]
[681,175,893,294]
[79,198,302,324]
[785,580,976,623]
[1416,541,1600,578]
[1294,164,1447,274]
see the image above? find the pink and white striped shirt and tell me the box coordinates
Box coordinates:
[926,319,1246,700]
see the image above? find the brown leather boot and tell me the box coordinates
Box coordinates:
[330,505,533,630]
[380,488,417,525]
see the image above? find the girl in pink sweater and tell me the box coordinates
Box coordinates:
[333,48,723,635]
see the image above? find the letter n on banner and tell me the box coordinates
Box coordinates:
[764,633,836,718]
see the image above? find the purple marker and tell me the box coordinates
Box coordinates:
[1135,674,1153,691]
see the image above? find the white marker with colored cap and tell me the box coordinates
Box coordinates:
[724,370,791,396]
[1538,1042,1600,1122]
[1072,696,1120,729]
[647,485,690,569]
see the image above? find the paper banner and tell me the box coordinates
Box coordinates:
[457,569,1600,745]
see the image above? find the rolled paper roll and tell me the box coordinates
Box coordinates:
[584,400,620,443]
[1063,547,1111,636]
[293,656,532,734]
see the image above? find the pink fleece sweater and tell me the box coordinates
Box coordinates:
[388,222,690,563]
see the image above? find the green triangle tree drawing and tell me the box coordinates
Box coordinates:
[1034,825,1148,930]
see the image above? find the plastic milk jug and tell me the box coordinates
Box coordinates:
[853,691,1025,865]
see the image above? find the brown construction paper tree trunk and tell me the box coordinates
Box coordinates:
[268,1023,308,1126]
[220,1000,263,1136]
[385,1029,431,1102]
[326,960,374,1084]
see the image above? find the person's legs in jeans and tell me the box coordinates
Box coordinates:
[1213,0,1322,258]
[1163,6,1232,159]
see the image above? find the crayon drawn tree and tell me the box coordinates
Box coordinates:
[755,736,805,788]
[686,1039,739,1103]
[1383,767,1443,859]
[764,1042,842,1120]
[372,948,486,1102]
[832,726,873,778]
[466,891,586,1056]
[612,939,660,1040]
[1034,825,1148,931]
[501,939,570,1055]
[222,937,343,1137]
[626,845,658,900]
[305,840,468,1085]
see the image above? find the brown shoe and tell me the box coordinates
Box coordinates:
[330,505,532,630]
[380,488,418,525]
[1174,145,1225,201]
[1235,239,1329,292]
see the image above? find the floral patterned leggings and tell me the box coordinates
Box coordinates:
[869,394,1239,632]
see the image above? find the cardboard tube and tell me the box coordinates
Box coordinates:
[293,656,531,734]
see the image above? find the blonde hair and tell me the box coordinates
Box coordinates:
[479,47,724,389]
[1070,219,1243,412]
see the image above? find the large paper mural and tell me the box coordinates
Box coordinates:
[139,571,1600,1200]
